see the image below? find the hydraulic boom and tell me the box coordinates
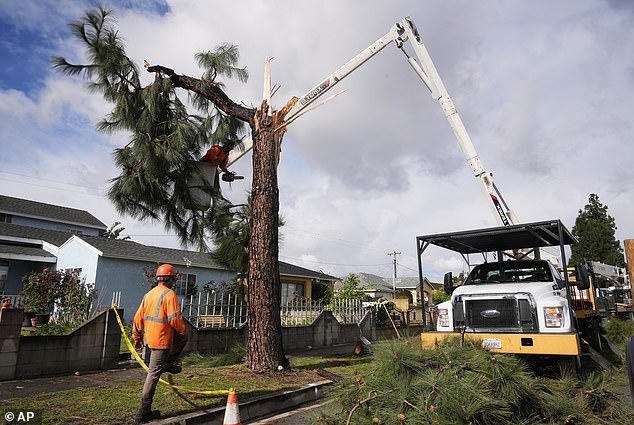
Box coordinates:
[224,17,518,227]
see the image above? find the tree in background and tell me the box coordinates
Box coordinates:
[569,194,626,267]
[55,8,295,371]
[453,271,465,285]
[432,289,450,305]
[334,273,366,301]
[311,280,333,304]
[101,221,131,240]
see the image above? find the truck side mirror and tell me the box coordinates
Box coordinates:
[574,264,590,290]
[443,272,454,295]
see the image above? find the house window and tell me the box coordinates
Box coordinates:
[0,266,7,291]
[175,273,197,298]
[281,281,305,304]
[0,213,11,223]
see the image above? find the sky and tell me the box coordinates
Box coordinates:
[1,0,633,282]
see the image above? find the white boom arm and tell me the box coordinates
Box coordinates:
[226,17,518,227]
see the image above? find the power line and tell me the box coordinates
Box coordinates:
[279,254,392,268]
[0,177,108,198]
[0,170,109,191]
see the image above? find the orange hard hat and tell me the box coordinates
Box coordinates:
[156,264,177,278]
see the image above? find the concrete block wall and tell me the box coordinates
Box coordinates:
[0,309,122,381]
[182,308,378,356]
[0,308,23,380]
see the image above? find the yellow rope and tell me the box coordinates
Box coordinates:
[112,306,230,395]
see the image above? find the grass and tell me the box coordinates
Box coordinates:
[0,351,371,424]
[604,318,634,348]
[181,345,246,368]
[120,323,133,353]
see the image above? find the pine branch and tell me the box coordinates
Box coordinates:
[146,64,254,123]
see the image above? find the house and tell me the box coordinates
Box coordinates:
[56,234,237,320]
[347,272,440,306]
[0,194,106,235]
[0,194,340,321]
[0,194,107,296]
[277,262,339,304]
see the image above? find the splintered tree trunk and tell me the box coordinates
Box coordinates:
[247,102,289,372]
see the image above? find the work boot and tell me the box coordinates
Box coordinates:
[135,409,160,423]
[164,363,182,374]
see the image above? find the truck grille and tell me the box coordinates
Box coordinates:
[466,299,517,329]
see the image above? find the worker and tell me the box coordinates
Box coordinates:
[132,264,188,423]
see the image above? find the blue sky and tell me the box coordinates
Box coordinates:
[1,1,633,280]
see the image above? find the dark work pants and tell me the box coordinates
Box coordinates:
[138,332,187,414]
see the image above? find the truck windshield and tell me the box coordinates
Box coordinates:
[464,261,553,285]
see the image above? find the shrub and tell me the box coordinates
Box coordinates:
[604,318,634,345]
[431,289,450,305]
[21,269,96,327]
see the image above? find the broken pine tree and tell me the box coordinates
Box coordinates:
[53,7,318,373]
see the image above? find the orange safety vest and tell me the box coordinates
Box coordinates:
[132,285,186,349]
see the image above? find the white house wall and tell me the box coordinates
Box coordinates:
[95,257,236,321]
[56,237,99,288]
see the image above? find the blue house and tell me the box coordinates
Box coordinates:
[0,195,339,321]
[57,235,236,320]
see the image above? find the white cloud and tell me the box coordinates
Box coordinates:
[1,0,633,281]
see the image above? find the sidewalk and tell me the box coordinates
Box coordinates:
[0,343,357,401]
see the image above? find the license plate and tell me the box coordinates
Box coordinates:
[482,338,502,349]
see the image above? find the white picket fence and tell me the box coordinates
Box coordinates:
[280,298,365,326]
[180,292,248,329]
[115,290,366,329]
[180,295,365,328]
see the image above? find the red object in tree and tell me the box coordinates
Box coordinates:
[201,145,229,172]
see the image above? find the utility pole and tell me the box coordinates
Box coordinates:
[387,251,401,298]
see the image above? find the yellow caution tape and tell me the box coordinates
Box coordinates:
[112,306,230,395]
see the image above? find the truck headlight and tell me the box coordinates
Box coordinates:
[438,308,450,327]
[543,307,563,328]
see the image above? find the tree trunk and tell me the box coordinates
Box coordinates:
[246,102,289,372]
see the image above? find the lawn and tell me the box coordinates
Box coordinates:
[0,351,372,424]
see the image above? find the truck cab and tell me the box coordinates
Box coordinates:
[435,259,574,335]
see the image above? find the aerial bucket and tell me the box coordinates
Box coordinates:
[187,161,219,211]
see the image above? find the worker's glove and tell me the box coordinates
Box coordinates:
[134,339,143,351]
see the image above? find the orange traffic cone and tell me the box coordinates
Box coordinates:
[223,388,241,425]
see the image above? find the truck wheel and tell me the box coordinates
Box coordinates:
[626,336,634,411]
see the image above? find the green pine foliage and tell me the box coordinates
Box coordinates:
[569,194,626,267]
[205,195,284,275]
[206,199,251,275]
[313,338,632,424]
[52,7,249,250]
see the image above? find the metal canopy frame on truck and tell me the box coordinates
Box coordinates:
[415,220,577,329]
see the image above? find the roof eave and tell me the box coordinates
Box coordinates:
[0,209,107,230]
